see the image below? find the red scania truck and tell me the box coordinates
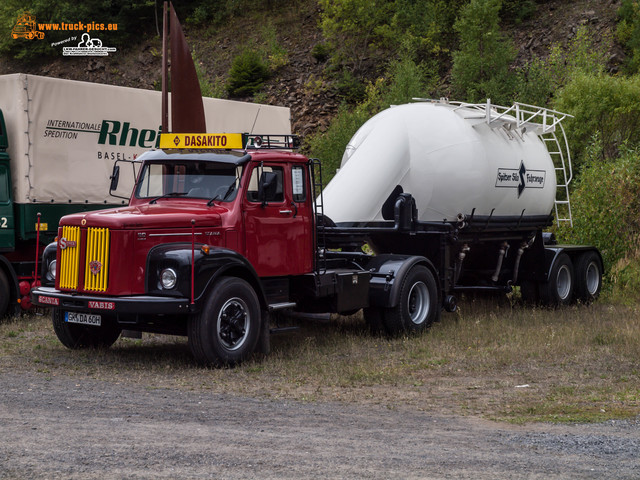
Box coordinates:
[32,100,603,366]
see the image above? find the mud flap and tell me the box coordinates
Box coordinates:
[257,310,271,355]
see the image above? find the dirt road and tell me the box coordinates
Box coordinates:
[1,371,638,479]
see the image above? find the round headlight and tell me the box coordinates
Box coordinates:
[160,268,177,289]
[47,260,57,281]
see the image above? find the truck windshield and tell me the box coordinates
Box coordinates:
[135,161,242,203]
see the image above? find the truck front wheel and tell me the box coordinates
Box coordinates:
[384,265,439,335]
[188,277,261,367]
[52,309,121,349]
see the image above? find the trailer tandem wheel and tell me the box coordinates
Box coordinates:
[541,253,574,306]
[51,308,121,349]
[574,251,603,303]
[188,277,261,367]
[383,265,439,335]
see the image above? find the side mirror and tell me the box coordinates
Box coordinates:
[109,164,120,192]
[258,171,278,205]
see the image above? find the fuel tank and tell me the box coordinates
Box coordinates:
[322,101,563,226]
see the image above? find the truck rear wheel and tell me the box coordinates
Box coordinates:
[574,251,603,303]
[51,309,121,349]
[541,253,574,306]
[188,277,261,367]
[384,265,439,335]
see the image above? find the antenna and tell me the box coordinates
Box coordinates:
[249,105,262,135]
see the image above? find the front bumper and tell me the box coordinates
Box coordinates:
[31,287,195,315]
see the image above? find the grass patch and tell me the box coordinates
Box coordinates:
[1,300,639,424]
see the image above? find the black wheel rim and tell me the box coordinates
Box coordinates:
[217,297,250,351]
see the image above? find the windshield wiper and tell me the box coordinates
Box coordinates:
[149,191,188,204]
[207,182,237,206]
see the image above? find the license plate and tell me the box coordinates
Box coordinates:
[65,311,101,326]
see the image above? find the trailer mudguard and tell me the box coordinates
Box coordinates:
[365,254,439,308]
[145,243,267,309]
[542,245,603,282]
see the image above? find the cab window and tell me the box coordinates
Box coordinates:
[291,165,306,203]
[246,166,284,203]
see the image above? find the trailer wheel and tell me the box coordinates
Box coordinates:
[384,265,439,335]
[0,269,10,319]
[188,277,260,367]
[51,309,121,349]
[541,253,574,306]
[575,251,603,303]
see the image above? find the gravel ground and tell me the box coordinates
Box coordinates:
[0,372,638,479]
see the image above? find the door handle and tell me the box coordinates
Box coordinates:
[279,209,293,215]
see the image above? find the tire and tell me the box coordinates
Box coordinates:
[574,251,603,303]
[383,265,440,335]
[0,269,11,319]
[541,253,574,306]
[52,308,121,349]
[188,277,261,367]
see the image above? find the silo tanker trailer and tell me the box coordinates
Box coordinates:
[31,99,602,366]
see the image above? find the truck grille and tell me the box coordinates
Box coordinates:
[59,226,110,292]
[59,226,80,289]
[84,227,110,292]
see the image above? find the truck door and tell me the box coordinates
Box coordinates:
[242,162,313,277]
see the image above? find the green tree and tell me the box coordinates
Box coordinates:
[226,45,270,97]
[451,0,517,104]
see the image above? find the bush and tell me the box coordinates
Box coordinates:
[556,141,640,272]
[226,46,270,97]
[515,55,553,107]
[391,0,466,61]
[319,0,394,74]
[553,72,640,167]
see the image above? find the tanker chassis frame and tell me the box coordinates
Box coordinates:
[31,138,602,366]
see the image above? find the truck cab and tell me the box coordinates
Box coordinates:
[32,135,330,365]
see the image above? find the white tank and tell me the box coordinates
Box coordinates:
[322,101,565,225]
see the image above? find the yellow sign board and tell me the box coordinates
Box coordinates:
[35,223,48,231]
[159,133,243,150]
